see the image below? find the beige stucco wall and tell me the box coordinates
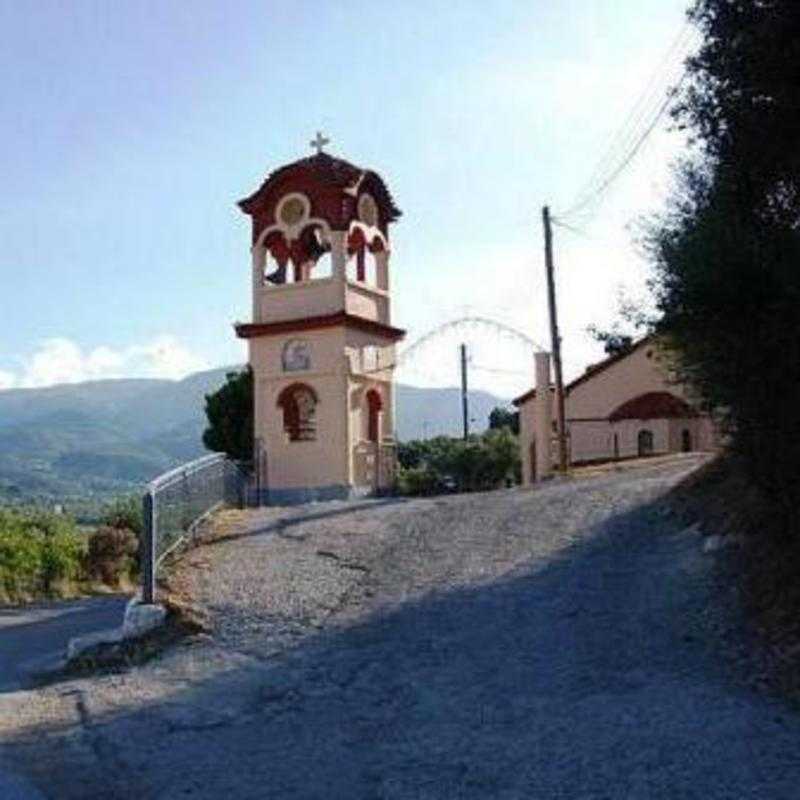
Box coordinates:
[254,277,390,326]
[519,396,535,484]
[255,278,343,324]
[251,327,350,490]
[567,342,686,419]
[517,340,718,471]
[248,308,400,496]
[344,281,390,324]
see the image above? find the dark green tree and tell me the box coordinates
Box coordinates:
[488,406,519,435]
[202,367,254,463]
[650,0,800,536]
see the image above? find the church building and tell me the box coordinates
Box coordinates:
[235,137,405,504]
[514,336,718,482]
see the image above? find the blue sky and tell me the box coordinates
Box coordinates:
[0,0,691,396]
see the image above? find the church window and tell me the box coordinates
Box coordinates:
[277,383,318,441]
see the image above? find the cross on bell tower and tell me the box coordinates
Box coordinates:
[309,131,329,155]
[235,144,405,505]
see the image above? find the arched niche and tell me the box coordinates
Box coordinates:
[277,382,319,441]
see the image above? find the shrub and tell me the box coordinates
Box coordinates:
[396,430,521,496]
[396,466,444,497]
[0,522,41,599]
[0,508,86,600]
[40,527,85,592]
[85,526,139,586]
[101,495,143,537]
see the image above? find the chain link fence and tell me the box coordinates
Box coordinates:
[141,454,248,603]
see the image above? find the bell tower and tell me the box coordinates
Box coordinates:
[235,136,405,504]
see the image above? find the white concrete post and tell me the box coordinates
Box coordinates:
[330,230,347,280]
[534,351,553,481]
[375,250,389,290]
[251,245,266,321]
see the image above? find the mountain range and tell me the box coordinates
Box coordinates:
[0,367,509,502]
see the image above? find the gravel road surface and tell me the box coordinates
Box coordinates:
[1,455,799,799]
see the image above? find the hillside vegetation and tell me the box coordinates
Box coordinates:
[0,367,508,509]
[0,499,142,603]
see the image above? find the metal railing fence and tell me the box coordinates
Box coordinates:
[141,453,248,604]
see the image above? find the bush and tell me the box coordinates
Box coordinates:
[396,466,444,497]
[0,508,86,600]
[101,495,144,537]
[0,523,41,599]
[85,526,139,586]
[396,430,521,496]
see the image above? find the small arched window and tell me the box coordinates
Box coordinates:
[366,389,383,443]
[277,383,318,442]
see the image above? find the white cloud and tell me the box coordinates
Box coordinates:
[5,336,209,389]
[0,370,16,391]
[126,336,209,380]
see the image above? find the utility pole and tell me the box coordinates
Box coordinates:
[542,205,568,472]
[460,343,469,441]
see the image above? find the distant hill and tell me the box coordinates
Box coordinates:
[0,367,510,503]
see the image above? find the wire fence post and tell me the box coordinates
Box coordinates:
[140,454,248,603]
[142,490,156,605]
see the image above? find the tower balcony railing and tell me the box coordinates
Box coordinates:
[253,273,390,326]
[343,279,390,325]
[254,276,342,324]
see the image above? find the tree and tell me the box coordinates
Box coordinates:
[649,0,800,536]
[587,329,634,357]
[202,368,254,463]
[488,406,519,435]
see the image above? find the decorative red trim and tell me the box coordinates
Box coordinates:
[235,312,406,342]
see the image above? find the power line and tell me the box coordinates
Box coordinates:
[559,70,689,223]
[569,23,691,206]
[561,24,692,219]
[557,22,694,224]
[471,363,530,376]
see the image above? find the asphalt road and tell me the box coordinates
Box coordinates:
[0,595,128,692]
[3,458,800,798]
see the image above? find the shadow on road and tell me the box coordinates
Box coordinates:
[4,491,799,799]
[201,497,409,548]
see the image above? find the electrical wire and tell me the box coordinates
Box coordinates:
[557,22,695,224]
[567,23,691,207]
